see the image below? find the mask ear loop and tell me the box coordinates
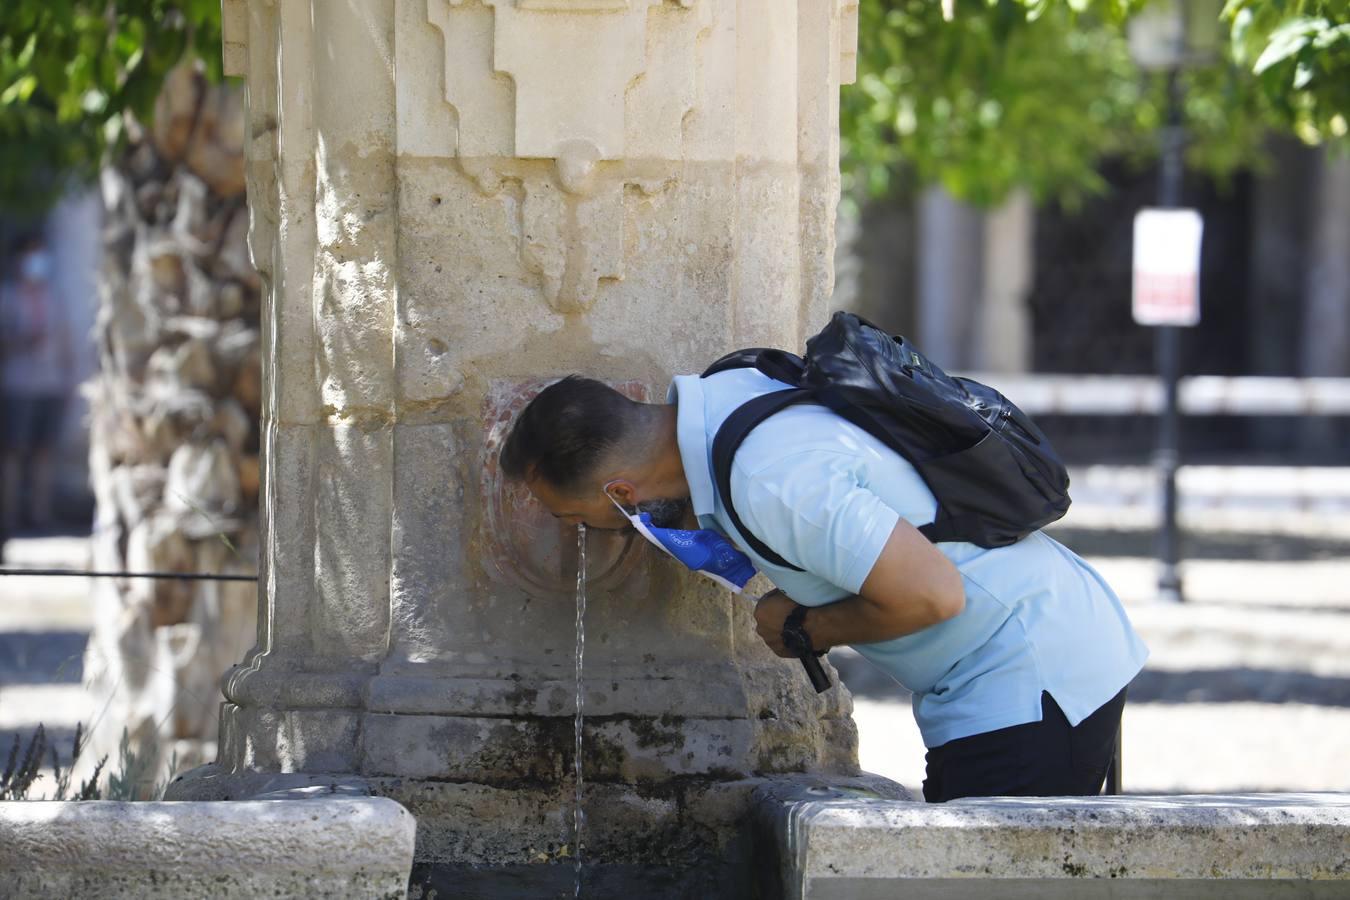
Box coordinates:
[603,481,679,562]
[602,481,631,516]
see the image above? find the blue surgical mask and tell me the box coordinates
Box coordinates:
[605,489,757,593]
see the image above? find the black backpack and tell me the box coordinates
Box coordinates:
[700,311,1071,571]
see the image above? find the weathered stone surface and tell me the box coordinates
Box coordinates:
[0,798,415,899]
[196,0,863,777]
[389,773,906,871]
[361,712,767,783]
[752,788,1350,899]
[164,439,241,524]
[216,704,363,773]
[185,83,247,199]
[108,464,165,528]
[125,511,194,624]
[151,65,203,164]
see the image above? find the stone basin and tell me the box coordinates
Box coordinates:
[0,796,415,899]
[750,785,1350,900]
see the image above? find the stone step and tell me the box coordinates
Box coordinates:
[0,576,93,631]
[0,683,97,796]
[0,684,92,732]
[0,797,416,898]
[1055,504,1350,539]
[1,536,93,569]
[962,373,1350,416]
[1088,557,1350,609]
[752,786,1350,899]
[1069,465,1350,504]
[1053,465,1350,539]
[1119,702,1350,794]
[1127,604,1350,676]
[0,536,96,632]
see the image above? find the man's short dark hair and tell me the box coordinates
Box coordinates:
[499,376,642,493]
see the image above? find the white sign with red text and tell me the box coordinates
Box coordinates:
[1132,208,1203,327]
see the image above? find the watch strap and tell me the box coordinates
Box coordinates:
[782,603,815,656]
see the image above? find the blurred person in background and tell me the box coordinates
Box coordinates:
[1,234,73,534]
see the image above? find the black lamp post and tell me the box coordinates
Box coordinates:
[1128,0,1221,605]
[1101,0,1222,796]
[1155,71,1187,605]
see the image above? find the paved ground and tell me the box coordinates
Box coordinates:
[2,466,1349,798]
[0,536,95,795]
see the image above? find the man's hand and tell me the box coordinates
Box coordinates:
[753,589,798,658]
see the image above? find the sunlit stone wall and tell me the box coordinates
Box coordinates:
[178,0,871,877]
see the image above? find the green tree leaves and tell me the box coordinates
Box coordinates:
[1,1,1346,215]
[0,0,221,214]
[1226,1,1349,144]
[841,0,1343,208]
[842,0,1153,207]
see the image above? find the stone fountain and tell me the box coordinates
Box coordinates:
[166,0,903,894]
[51,4,1350,897]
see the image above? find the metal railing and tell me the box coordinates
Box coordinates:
[0,568,256,582]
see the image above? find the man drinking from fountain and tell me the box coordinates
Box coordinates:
[498,314,1148,803]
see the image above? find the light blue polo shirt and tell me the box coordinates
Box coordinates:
[671,369,1149,749]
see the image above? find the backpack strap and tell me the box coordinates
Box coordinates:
[701,348,772,378]
[701,347,807,382]
[917,519,960,543]
[918,513,1019,546]
[753,349,806,385]
[710,389,815,571]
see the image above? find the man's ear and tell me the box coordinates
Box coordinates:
[603,479,638,508]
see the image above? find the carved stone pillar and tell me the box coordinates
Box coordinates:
[172,0,894,887]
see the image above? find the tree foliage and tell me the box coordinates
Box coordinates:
[0,0,220,214]
[1224,0,1350,144]
[843,0,1152,206]
[841,0,1344,208]
[1,0,1346,215]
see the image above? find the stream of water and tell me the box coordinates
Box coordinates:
[573,523,587,898]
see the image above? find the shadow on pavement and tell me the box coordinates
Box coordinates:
[831,652,1350,709]
[1127,667,1350,708]
[0,725,84,778]
[0,631,87,684]
[1046,527,1350,562]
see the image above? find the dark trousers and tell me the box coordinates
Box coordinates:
[922,688,1126,803]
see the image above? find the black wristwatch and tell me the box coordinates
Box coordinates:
[780,601,832,693]
[781,603,824,658]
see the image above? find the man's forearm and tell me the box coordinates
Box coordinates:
[796,592,946,649]
[755,520,966,657]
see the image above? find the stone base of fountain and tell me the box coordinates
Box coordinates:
[407,860,748,900]
[167,765,908,899]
